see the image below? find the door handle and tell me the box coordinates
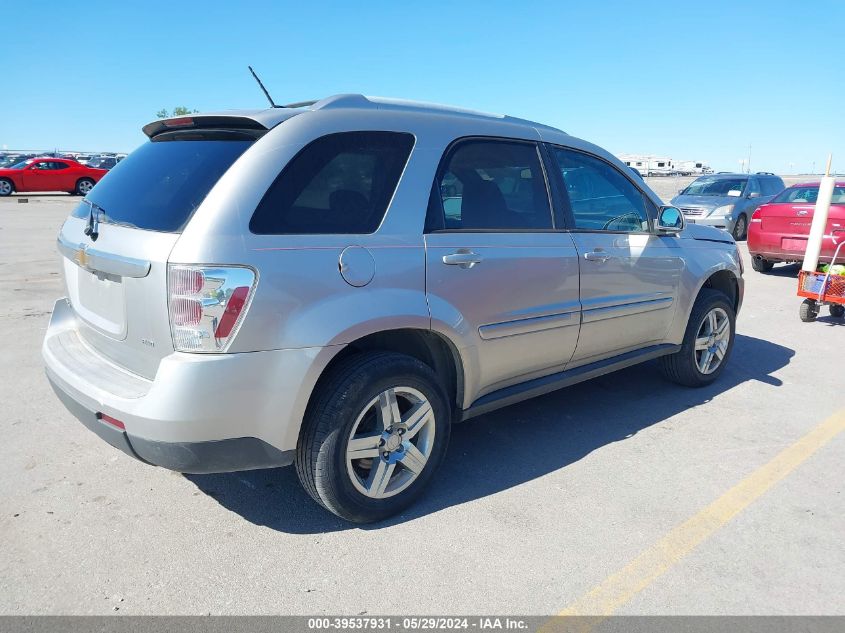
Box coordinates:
[584,251,612,263]
[443,251,483,269]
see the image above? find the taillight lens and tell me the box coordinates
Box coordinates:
[751,209,762,223]
[168,265,257,353]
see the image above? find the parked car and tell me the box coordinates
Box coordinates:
[87,155,119,170]
[43,95,743,522]
[0,154,36,168]
[671,172,785,240]
[0,157,108,196]
[748,181,845,272]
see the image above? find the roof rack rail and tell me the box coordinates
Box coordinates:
[284,100,318,108]
[311,94,373,110]
[755,171,775,175]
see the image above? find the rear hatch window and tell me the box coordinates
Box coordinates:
[71,137,253,232]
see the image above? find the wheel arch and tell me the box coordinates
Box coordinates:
[701,268,740,313]
[667,262,742,346]
[306,328,466,424]
[0,177,16,194]
[75,176,95,190]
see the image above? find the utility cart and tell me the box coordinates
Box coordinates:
[798,231,845,322]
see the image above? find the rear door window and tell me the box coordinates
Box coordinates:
[428,139,553,231]
[250,131,415,234]
[71,138,253,232]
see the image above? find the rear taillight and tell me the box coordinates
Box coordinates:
[751,209,762,223]
[168,265,257,352]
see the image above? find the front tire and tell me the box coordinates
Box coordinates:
[296,352,450,523]
[751,257,774,273]
[75,178,95,196]
[829,304,844,319]
[0,178,13,197]
[660,288,736,387]
[732,214,748,241]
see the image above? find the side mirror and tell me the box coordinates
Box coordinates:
[748,191,761,199]
[656,206,685,234]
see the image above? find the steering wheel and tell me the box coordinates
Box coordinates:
[602,212,643,231]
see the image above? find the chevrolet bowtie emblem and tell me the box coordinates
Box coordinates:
[75,244,89,268]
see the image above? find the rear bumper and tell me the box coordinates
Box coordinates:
[43,298,335,473]
[46,374,293,473]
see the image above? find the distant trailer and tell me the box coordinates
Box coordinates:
[676,160,712,176]
[619,154,676,177]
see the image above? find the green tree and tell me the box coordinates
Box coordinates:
[155,106,200,118]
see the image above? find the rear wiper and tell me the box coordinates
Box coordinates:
[82,199,106,241]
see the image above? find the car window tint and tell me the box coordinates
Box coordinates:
[552,148,649,232]
[683,177,747,196]
[763,178,783,196]
[71,138,253,232]
[747,178,761,195]
[250,132,414,235]
[432,140,552,231]
[51,161,69,170]
[772,185,845,204]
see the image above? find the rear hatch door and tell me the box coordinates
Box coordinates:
[57,123,262,379]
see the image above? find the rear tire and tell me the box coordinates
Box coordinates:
[732,214,748,241]
[296,352,450,523]
[0,178,13,196]
[660,288,735,388]
[751,257,774,273]
[75,178,95,196]
[799,299,818,322]
[830,304,845,319]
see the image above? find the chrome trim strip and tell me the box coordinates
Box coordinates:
[478,310,578,340]
[57,234,151,278]
[582,296,673,324]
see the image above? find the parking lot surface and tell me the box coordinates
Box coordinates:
[1,185,843,615]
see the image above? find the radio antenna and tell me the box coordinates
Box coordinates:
[248,66,279,108]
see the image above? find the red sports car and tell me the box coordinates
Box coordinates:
[747,181,845,272]
[0,157,108,197]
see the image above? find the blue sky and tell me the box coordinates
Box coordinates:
[3,0,843,173]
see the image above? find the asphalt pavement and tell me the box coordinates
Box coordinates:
[0,192,842,616]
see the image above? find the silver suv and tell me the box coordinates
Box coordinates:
[43,95,743,522]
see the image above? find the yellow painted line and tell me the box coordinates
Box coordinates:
[548,408,845,628]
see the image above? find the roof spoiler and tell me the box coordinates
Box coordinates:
[142,115,269,140]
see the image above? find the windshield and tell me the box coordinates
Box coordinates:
[772,185,845,204]
[7,160,33,170]
[70,138,253,232]
[682,177,747,196]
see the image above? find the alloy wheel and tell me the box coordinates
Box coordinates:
[694,307,730,374]
[345,386,436,499]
